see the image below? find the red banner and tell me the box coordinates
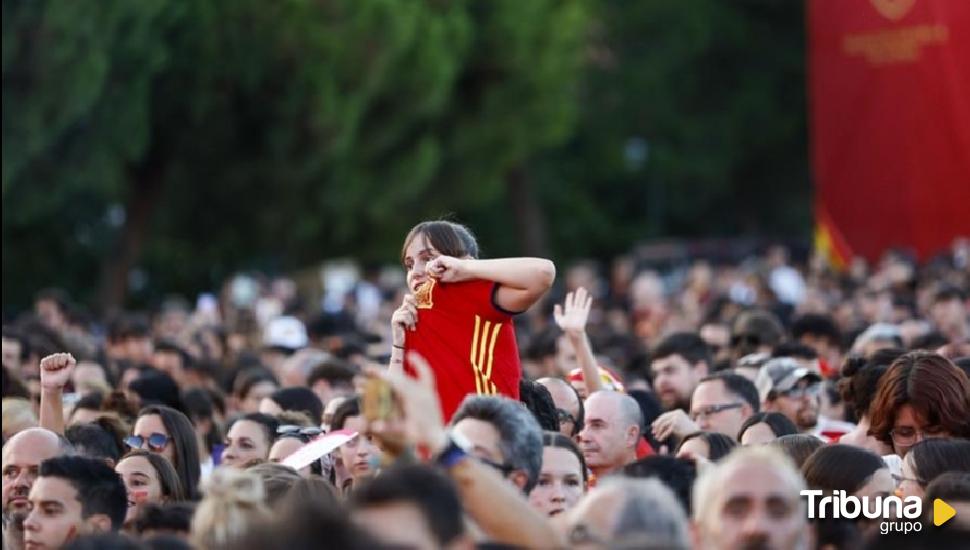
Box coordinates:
[809,0,970,265]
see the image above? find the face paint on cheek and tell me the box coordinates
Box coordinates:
[131,489,150,505]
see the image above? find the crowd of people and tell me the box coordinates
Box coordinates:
[2,223,969,549]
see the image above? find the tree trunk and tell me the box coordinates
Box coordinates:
[505,166,549,257]
[98,158,165,315]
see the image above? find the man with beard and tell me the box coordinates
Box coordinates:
[650,333,711,412]
[692,445,812,550]
[649,333,711,449]
[578,391,642,483]
[755,358,822,435]
[2,428,71,550]
[652,373,760,444]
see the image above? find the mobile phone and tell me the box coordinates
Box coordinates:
[362,377,394,423]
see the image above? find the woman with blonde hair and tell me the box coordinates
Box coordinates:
[2,397,37,439]
[190,468,272,549]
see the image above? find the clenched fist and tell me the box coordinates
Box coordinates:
[425,256,470,283]
[39,353,76,390]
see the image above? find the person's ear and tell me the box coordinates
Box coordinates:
[626,424,641,447]
[509,470,529,492]
[85,513,113,534]
[740,403,754,418]
[695,361,710,378]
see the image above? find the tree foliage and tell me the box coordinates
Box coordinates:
[533,0,810,261]
[2,0,809,312]
[3,0,589,310]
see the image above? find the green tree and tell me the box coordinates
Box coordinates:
[2,0,174,311]
[532,0,811,261]
[3,0,589,311]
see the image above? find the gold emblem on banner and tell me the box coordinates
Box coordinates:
[871,0,916,21]
[414,280,435,309]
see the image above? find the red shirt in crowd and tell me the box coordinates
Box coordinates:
[405,279,522,422]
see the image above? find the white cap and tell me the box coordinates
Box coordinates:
[263,316,308,350]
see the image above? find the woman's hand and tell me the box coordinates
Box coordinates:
[425,256,471,283]
[390,295,418,346]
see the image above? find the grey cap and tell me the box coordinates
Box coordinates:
[755,357,822,403]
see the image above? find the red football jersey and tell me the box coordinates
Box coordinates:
[404,278,522,422]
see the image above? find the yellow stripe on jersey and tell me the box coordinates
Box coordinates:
[484,322,501,381]
[470,315,503,395]
[478,320,491,382]
[470,316,483,394]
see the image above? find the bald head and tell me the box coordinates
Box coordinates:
[2,428,64,463]
[538,377,584,437]
[538,375,578,406]
[693,446,809,550]
[2,428,67,517]
[578,391,643,476]
[587,391,643,429]
[565,478,689,548]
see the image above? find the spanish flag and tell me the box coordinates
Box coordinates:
[814,202,854,272]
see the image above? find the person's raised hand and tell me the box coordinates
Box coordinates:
[365,351,447,456]
[553,287,592,337]
[650,409,699,443]
[425,256,469,284]
[39,353,76,391]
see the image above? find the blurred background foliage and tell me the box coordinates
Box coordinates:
[2,0,809,312]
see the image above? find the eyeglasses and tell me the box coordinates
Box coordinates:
[891,473,925,486]
[889,426,945,446]
[125,433,170,452]
[778,383,820,399]
[478,457,515,475]
[556,408,576,426]
[691,402,744,421]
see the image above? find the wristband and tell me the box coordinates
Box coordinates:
[434,432,472,469]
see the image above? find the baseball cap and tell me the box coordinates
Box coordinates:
[263,316,309,351]
[755,357,821,402]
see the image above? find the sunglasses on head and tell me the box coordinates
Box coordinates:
[125,433,169,452]
[277,425,323,440]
